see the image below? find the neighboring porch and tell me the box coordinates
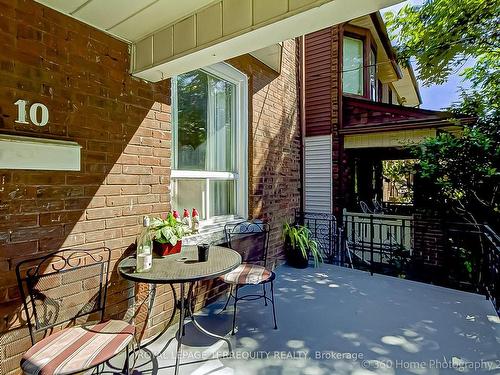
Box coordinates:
[340,95,473,215]
[105,263,500,374]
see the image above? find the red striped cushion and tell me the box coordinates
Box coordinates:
[21,320,134,375]
[222,264,273,285]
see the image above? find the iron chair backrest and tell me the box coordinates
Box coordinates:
[15,247,112,345]
[360,201,373,214]
[372,200,386,214]
[224,221,271,267]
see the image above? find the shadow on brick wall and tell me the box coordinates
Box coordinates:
[0,2,172,369]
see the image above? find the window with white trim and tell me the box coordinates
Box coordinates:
[342,36,364,96]
[171,63,248,223]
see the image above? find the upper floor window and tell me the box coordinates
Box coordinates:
[343,36,364,96]
[342,29,379,101]
[172,63,248,223]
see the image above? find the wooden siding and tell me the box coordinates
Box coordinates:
[343,95,444,127]
[340,95,471,135]
[304,28,333,136]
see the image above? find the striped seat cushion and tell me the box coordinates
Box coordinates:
[21,320,134,375]
[222,264,273,285]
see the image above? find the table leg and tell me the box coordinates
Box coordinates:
[137,284,178,350]
[186,282,233,355]
[174,282,185,375]
[137,281,232,374]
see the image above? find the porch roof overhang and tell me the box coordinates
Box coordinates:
[35,0,403,82]
[341,96,475,148]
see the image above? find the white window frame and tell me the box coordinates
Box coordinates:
[171,62,248,227]
[342,36,364,97]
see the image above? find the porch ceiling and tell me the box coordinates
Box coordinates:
[34,0,217,42]
[35,0,403,81]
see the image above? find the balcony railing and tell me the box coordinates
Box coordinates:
[294,211,344,265]
[295,211,500,315]
[446,222,500,313]
[343,210,413,276]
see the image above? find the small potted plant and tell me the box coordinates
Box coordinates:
[150,213,190,256]
[283,222,323,268]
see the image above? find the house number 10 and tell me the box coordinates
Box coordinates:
[14,99,49,127]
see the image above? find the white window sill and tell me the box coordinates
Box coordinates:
[181,217,245,246]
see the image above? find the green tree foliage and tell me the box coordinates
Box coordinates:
[386,0,500,227]
[385,0,500,109]
[382,160,416,203]
[176,71,208,169]
[413,118,500,225]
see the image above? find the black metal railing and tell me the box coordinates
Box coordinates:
[295,210,499,314]
[445,222,500,313]
[294,211,345,265]
[483,226,500,313]
[343,211,413,276]
[294,210,414,272]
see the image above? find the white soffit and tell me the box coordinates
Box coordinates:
[35,0,217,42]
[392,66,421,107]
[344,129,436,149]
[35,0,403,80]
[250,44,283,73]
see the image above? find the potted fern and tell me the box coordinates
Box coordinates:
[283,222,323,268]
[150,213,190,256]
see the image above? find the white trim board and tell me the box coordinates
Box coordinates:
[0,134,81,171]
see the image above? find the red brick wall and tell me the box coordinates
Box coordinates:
[0,1,172,372]
[229,39,301,262]
[0,1,300,372]
[412,210,446,267]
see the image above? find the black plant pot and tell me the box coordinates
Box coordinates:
[285,241,309,268]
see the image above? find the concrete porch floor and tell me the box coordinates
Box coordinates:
[106,264,499,375]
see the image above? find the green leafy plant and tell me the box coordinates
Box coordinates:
[283,222,323,267]
[384,243,412,279]
[150,213,190,245]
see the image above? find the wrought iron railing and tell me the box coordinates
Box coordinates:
[343,210,413,276]
[294,211,345,265]
[294,210,414,272]
[445,222,500,313]
[483,226,500,313]
[295,210,499,314]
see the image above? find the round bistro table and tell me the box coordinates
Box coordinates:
[118,245,241,375]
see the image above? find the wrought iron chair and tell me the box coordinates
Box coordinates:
[360,201,373,214]
[16,248,135,375]
[221,221,277,335]
[373,199,386,214]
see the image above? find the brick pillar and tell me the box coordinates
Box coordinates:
[412,209,447,269]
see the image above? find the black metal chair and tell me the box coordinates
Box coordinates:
[16,248,135,375]
[221,220,277,335]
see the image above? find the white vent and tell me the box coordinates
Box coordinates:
[304,135,332,213]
